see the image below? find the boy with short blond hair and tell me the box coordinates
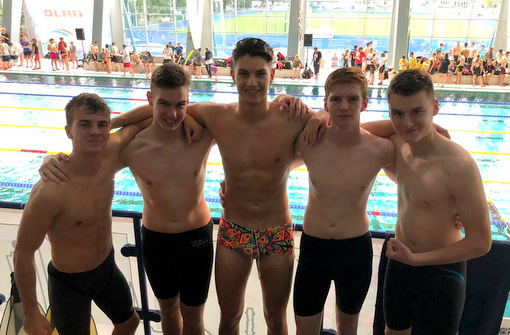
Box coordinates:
[294,67,395,335]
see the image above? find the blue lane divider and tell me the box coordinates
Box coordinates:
[2,181,507,226]
[2,81,510,106]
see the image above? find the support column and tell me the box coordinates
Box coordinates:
[201,0,213,51]
[388,0,410,69]
[110,0,125,46]
[494,0,509,52]
[2,0,22,43]
[93,0,111,48]
[287,0,301,59]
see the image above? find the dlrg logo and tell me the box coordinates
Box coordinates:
[43,10,83,18]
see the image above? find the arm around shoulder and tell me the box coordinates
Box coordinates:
[111,104,153,129]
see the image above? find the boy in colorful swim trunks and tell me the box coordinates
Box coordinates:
[383,69,491,335]
[39,64,214,335]
[292,67,395,335]
[15,93,142,335]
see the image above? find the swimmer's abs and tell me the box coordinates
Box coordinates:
[396,223,463,253]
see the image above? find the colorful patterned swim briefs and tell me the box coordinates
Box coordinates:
[217,216,294,259]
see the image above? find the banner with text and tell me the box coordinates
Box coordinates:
[23,0,93,56]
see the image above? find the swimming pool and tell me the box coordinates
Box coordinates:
[0,73,509,239]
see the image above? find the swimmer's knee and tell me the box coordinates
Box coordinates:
[180,303,204,323]
[113,311,139,335]
[263,309,287,332]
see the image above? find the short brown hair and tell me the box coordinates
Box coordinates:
[387,69,434,101]
[150,63,191,92]
[325,67,368,100]
[232,38,274,67]
[65,93,111,126]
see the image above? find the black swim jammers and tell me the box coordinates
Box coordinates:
[48,249,134,335]
[293,232,373,317]
[383,259,466,334]
[142,220,214,307]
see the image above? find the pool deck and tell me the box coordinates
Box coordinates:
[1,58,510,93]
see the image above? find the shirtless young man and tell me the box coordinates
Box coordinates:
[40,64,214,335]
[497,51,508,87]
[117,64,216,335]
[14,93,142,335]
[293,67,395,335]
[48,38,58,71]
[383,69,492,335]
[452,41,462,63]
[113,38,315,334]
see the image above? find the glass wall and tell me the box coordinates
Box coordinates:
[211,0,290,58]
[409,0,502,57]
[122,0,188,53]
[304,0,393,66]
[118,0,503,61]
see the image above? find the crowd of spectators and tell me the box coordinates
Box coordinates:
[398,41,509,87]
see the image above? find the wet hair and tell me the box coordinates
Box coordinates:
[150,63,191,91]
[65,93,111,126]
[232,38,274,67]
[325,67,368,100]
[388,69,434,101]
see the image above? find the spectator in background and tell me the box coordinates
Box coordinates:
[162,44,173,64]
[105,44,112,74]
[204,47,213,78]
[174,42,184,64]
[354,46,365,68]
[70,41,78,69]
[452,41,462,63]
[496,49,504,64]
[20,36,33,68]
[31,37,41,70]
[1,28,10,42]
[91,41,99,71]
[122,44,134,77]
[291,55,303,80]
[408,52,417,69]
[48,38,59,71]
[484,46,494,63]
[331,53,339,68]
[312,46,322,81]
[195,48,203,79]
[483,58,495,86]
[399,55,408,71]
[497,51,508,87]
[350,45,357,67]
[58,37,67,68]
[468,42,477,65]
[342,49,349,68]
[455,55,466,85]
[461,42,470,60]
[378,52,387,85]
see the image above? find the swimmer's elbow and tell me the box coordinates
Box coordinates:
[471,235,492,259]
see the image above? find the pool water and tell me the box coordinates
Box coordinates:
[0,73,509,239]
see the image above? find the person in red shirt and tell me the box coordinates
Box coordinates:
[58,37,67,68]
[354,46,365,68]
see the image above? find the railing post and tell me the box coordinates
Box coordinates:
[132,216,152,335]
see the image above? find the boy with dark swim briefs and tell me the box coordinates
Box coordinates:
[383,70,491,335]
[15,93,142,335]
[293,67,395,335]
